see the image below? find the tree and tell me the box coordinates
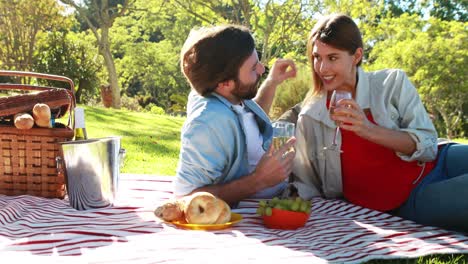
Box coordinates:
[367,15,467,138]
[424,0,468,22]
[111,0,193,112]
[59,0,136,108]
[34,31,102,104]
[170,0,317,64]
[0,0,66,72]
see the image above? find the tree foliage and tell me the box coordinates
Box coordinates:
[34,31,102,104]
[367,14,467,138]
[59,0,137,108]
[424,0,468,22]
[0,0,67,71]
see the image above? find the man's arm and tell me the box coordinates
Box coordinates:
[254,59,297,114]
[185,138,296,205]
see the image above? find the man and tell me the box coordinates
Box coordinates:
[174,25,297,205]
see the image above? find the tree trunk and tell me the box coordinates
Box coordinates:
[100,84,113,108]
[438,108,453,139]
[99,27,121,109]
[102,47,121,108]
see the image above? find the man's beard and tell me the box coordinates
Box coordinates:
[232,74,262,100]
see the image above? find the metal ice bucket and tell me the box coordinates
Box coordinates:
[59,137,122,210]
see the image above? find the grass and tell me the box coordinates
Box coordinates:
[367,254,468,263]
[453,138,468,144]
[81,105,467,263]
[80,105,184,175]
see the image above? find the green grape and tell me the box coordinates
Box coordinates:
[295,196,302,203]
[256,207,265,216]
[271,197,279,206]
[265,207,272,216]
[280,199,290,208]
[299,201,309,212]
[274,204,285,210]
[290,201,300,211]
[304,207,311,214]
[259,200,267,207]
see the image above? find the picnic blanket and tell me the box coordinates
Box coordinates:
[0,174,467,263]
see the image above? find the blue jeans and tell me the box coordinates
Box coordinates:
[394,143,468,233]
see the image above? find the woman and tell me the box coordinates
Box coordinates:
[291,14,468,232]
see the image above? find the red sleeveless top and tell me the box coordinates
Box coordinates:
[340,111,436,211]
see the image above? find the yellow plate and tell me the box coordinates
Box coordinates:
[167,213,243,230]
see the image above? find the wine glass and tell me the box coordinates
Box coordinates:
[323,90,352,153]
[272,121,295,187]
[272,121,295,152]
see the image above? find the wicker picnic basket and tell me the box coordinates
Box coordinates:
[0,70,76,199]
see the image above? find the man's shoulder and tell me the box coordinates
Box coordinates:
[189,92,233,114]
[186,93,237,130]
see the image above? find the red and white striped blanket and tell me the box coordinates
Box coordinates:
[1,174,467,263]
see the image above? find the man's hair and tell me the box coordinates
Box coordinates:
[180,25,255,96]
[306,14,363,95]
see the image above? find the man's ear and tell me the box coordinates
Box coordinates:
[215,80,235,94]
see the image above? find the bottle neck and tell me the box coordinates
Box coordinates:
[74,107,87,140]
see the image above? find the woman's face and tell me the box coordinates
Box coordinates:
[312,40,362,92]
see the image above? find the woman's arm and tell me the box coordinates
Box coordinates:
[333,70,437,160]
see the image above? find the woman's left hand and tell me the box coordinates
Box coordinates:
[331,98,374,138]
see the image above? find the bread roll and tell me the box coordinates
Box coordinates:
[32,103,51,128]
[184,192,231,224]
[14,113,34,130]
[154,200,185,222]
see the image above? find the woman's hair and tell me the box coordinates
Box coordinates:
[305,14,363,96]
[180,25,255,96]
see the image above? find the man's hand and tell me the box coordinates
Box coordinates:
[255,58,297,113]
[253,137,296,190]
[265,58,297,86]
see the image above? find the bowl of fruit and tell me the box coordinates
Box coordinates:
[256,197,311,230]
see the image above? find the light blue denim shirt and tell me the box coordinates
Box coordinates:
[173,91,274,197]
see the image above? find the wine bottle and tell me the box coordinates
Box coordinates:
[74,107,88,140]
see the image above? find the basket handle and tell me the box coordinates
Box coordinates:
[0,70,75,90]
[0,70,76,129]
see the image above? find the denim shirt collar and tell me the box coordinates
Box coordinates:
[211,92,273,151]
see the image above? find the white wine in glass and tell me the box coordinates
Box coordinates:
[323,90,352,153]
[272,121,295,151]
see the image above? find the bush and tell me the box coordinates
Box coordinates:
[120,95,143,111]
[145,103,165,115]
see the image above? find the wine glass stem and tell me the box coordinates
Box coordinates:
[332,127,340,146]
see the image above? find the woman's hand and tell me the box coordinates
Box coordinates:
[331,98,416,155]
[331,98,374,138]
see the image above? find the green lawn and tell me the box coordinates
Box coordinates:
[81,105,467,264]
[454,138,468,144]
[81,105,184,175]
